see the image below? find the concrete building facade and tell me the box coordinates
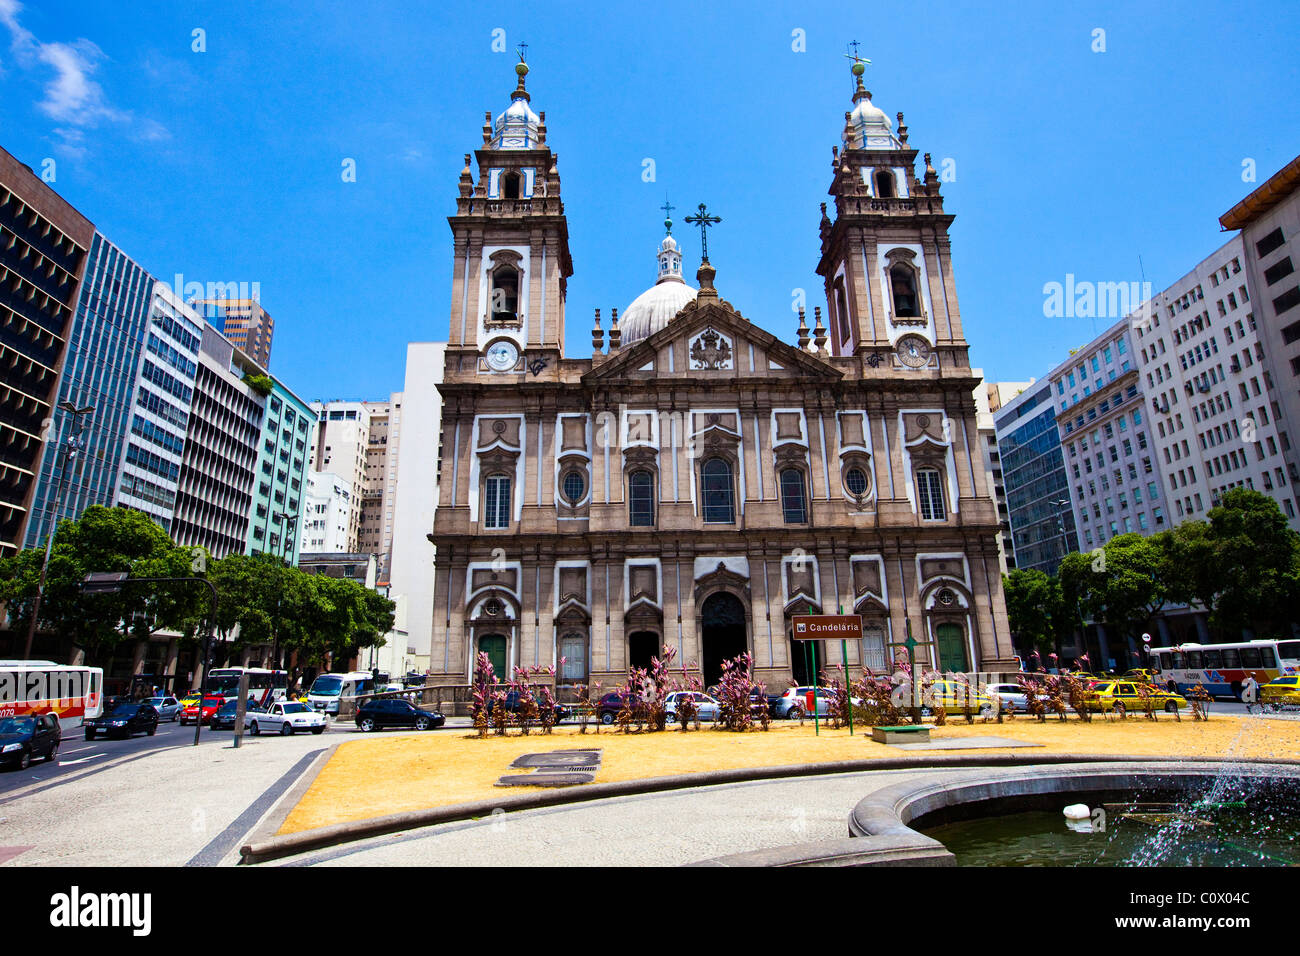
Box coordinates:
[0,146,94,555]
[246,380,314,563]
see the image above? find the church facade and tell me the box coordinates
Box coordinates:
[426,58,1015,695]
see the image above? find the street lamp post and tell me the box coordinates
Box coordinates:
[23,402,95,659]
[271,511,298,672]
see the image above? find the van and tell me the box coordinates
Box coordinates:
[306,672,375,715]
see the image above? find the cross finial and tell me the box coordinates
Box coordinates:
[842,41,870,67]
[683,202,721,261]
[516,42,528,62]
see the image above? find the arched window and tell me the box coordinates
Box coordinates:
[484,473,512,528]
[890,263,920,318]
[875,169,895,198]
[916,467,946,521]
[701,458,735,523]
[629,470,655,526]
[490,265,519,321]
[779,468,807,523]
[502,170,521,199]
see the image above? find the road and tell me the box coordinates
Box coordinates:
[0,713,357,795]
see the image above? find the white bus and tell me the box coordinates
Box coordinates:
[1148,639,1300,699]
[204,667,288,707]
[307,671,377,715]
[0,660,105,730]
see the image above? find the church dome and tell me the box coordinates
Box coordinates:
[492,61,541,148]
[620,224,697,345]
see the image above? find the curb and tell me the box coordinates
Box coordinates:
[238,751,1300,864]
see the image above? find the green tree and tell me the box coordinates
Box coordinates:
[1201,488,1300,636]
[1059,533,1169,651]
[0,506,208,663]
[1002,568,1065,652]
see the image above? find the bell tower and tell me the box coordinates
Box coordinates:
[816,57,969,369]
[446,54,573,377]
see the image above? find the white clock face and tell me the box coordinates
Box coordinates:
[896,335,931,368]
[485,340,519,372]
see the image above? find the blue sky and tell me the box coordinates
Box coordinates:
[1,0,1296,402]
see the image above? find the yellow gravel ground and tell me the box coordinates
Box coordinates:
[278,715,1300,835]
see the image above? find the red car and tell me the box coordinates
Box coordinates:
[180,695,224,725]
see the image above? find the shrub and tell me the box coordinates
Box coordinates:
[471,652,495,738]
[714,652,765,731]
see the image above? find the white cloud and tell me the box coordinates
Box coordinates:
[0,0,166,154]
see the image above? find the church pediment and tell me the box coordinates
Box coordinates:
[583,299,842,385]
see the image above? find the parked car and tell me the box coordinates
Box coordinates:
[665,691,721,722]
[922,679,992,713]
[143,696,181,722]
[354,698,445,732]
[984,682,1031,712]
[84,703,159,739]
[497,689,567,723]
[1261,676,1300,706]
[1086,681,1186,715]
[249,701,328,736]
[180,695,224,726]
[773,686,848,720]
[595,691,629,725]
[0,713,61,769]
[209,700,244,731]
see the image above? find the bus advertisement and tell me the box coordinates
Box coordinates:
[1147,639,1300,698]
[0,661,105,730]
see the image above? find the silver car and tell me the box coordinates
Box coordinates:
[665,691,721,722]
[143,696,181,721]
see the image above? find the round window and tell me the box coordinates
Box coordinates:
[562,470,586,504]
[937,588,956,607]
[844,466,869,496]
[484,598,503,617]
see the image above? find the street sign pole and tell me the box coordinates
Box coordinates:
[807,604,818,736]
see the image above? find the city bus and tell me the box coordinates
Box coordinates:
[0,660,105,730]
[1147,639,1300,699]
[306,671,377,715]
[203,667,288,708]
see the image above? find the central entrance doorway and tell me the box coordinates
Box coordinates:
[477,634,507,681]
[628,631,659,674]
[700,592,748,687]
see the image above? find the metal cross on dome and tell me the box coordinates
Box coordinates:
[843,40,871,67]
[684,203,721,261]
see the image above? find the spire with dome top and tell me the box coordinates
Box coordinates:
[491,47,542,149]
[656,199,684,284]
[619,208,700,345]
[842,48,901,150]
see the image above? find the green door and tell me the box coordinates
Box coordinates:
[478,635,507,681]
[935,623,969,673]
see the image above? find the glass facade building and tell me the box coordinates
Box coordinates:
[994,383,1079,574]
[25,235,158,548]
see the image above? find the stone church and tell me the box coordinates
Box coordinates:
[427,57,1014,694]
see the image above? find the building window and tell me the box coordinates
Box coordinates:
[484,473,511,529]
[629,470,655,526]
[559,632,587,683]
[916,467,946,520]
[844,465,870,497]
[889,263,921,318]
[490,265,519,321]
[874,169,895,198]
[701,458,735,523]
[561,470,586,505]
[502,170,522,200]
[779,468,807,523]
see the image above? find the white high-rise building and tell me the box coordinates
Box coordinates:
[298,471,355,553]
[388,342,446,674]
[1132,234,1300,530]
[309,400,370,551]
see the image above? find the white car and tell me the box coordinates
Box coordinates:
[249,701,328,736]
[665,691,721,722]
[984,683,1029,712]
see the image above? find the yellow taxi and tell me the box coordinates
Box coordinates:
[1086,680,1186,715]
[1122,669,1158,685]
[923,679,992,712]
[1260,676,1300,705]
[178,691,203,710]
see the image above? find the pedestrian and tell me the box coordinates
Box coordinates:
[1241,675,1260,709]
